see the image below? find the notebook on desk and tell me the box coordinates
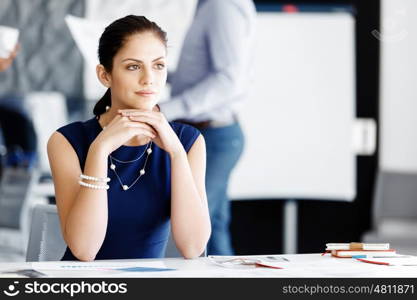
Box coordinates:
[324,242,395,258]
[326,243,390,251]
[331,249,397,258]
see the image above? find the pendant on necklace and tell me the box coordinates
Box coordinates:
[109,141,153,191]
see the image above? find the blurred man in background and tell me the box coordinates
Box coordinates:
[159,0,256,255]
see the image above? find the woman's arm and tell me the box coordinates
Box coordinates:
[119,109,211,258]
[170,134,211,259]
[47,132,109,261]
[48,115,157,261]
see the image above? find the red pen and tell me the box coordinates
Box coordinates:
[356,258,390,266]
[255,262,283,269]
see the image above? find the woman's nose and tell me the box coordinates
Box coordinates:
[140,68,153,85]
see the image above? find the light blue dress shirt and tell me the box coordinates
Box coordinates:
[160,0,256,123]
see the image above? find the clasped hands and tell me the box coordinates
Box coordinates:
[96,108,184,158]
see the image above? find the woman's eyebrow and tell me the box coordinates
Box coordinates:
[122,56,165,63]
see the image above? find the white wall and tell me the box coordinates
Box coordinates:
[380,0,417,172]
[228,13,356,201]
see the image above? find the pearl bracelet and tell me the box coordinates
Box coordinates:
[78,180,109,190]
[80,174,110,183]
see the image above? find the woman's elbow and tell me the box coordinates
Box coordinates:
[64,229,100,262]
[181,245,206,259]
[71,248,97,262]
[181,232,211,259]
[66,237,98,262]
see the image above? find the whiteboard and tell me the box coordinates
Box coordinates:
[228,13,356,201]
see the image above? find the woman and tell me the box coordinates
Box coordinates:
[47,15,211,261]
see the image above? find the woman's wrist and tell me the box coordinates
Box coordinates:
[89,140,110,159]
[168,146,186,160]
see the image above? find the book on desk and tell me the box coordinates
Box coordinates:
[324,242,395,258]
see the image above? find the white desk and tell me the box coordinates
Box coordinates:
[1,254,417,278]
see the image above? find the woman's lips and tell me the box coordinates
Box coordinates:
[135,91,155,97]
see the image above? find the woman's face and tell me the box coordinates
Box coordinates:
[107,32,167,110]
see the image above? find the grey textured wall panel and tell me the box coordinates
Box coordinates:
[0,0,85,99]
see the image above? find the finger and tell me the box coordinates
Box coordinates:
[127,115,159,128]
[108,114,124,126]
[118,108,149,113]
[119,109,159,119]
[137,129,156,139]
[100,114,123,131]
[127,126,156,139]
[118,109,150,116]
[127,114,157,123]
[126,121,157,136]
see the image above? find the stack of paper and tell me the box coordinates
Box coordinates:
[326,243,390,251]
[30,261,175,277]
[208,256,288,269]
[325,242,396,258]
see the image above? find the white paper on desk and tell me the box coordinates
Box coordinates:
[31,261,167,271]
[358,256,417,266]
[0,26,19,58]
[208,256,287,270]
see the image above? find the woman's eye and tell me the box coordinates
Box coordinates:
[127,65,139,70]
[156,63,165,70]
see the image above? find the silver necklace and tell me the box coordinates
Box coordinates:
[109,143,149,163]
[109,142,153,191]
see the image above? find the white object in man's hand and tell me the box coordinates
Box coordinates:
[0,26,19,58]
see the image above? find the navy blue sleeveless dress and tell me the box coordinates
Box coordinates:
[56,117,200,260]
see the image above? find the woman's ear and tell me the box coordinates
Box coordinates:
[96,64,111,88]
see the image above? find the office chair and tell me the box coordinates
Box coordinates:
[362,171,417,254]
[0,167,38,256]
[165,231,182,258]
[26,204,66,262]
[25,92,68,177]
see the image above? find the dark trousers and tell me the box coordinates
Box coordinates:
[0,105,37,169]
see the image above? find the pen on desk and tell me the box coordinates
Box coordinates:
[352,255,412,259]
[255,263,283,269]
[356,259,390,266]
[356,258,417,266]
